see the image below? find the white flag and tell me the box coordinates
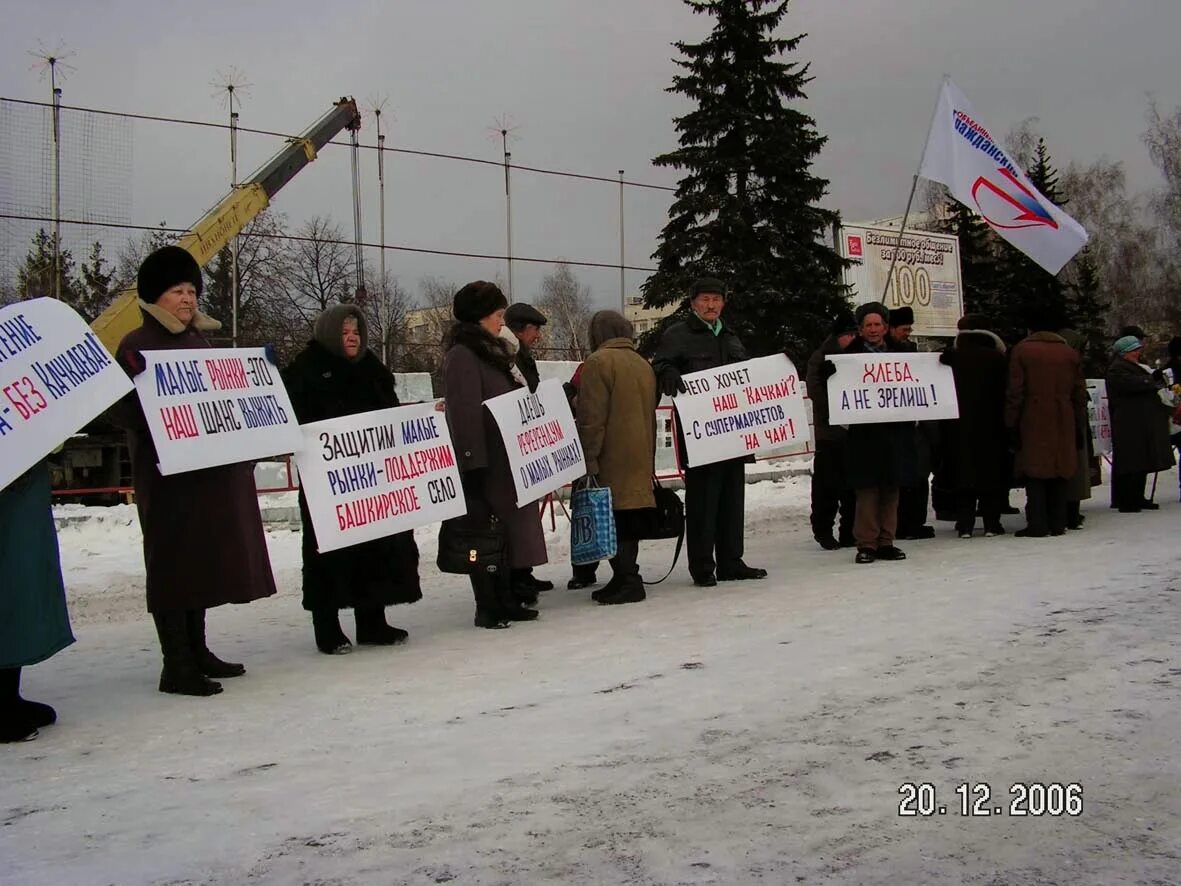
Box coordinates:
[919,78,1088,274]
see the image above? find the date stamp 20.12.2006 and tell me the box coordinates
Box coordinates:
[898,782,1083,817]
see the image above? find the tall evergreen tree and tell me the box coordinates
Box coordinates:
[78,241,118,323]
[939,194,1004,322]
[15,229,84,310]
[1065,248,1109,375]
[641,0,849,361]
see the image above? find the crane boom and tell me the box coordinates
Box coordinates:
[91,97,362,352]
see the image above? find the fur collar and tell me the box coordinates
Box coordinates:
[139,299,222,334]
[956,328,1006,354]
[446,321,520,384]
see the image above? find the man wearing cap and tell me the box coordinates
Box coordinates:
[652,278,767,586]
[805,309,859,550]
[1105,334,1176,512]
[504,302,547,392]
[889,306,937,540]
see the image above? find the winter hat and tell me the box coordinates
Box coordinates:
[137,245,203,303]
[957,312,991,331]
[588,310,634,351]
[1119,325,1146,340]
[313,303,368,362]
[889,306,915,327]
[855,301,889,326]
[829,307,858,336]
[1113,335,1142,355]
[504,302,547,331]
[689,277,727,299]
[453,281,508,323]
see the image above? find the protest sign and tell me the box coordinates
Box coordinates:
[294,402,465,553]
[827,351,959,425]
[134,347,301,475]
[1086,379,1112,456]
[484,378,585,506]
[0,298,133,492]
[672,354,811,468]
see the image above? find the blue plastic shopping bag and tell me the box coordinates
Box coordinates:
[570,483,616,564]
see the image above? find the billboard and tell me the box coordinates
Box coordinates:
[838,223,964,338]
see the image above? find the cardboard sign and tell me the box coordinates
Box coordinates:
[134,347,301,475]
[0,298,133,492]
[484,378,585,506]
[1086,379,1111,456]
[672,354,811,467]
[828,352,959,425]
[294,402,466,553]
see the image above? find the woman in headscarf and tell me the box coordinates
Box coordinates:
[282,304,422,654]
[440,281,544,628]
[1105,334,1176,512]
[574,311,657,604]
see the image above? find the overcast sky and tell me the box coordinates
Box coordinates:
[2,0,1179,310]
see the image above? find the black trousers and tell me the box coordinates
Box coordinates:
[1113,471,1148,510]
[897,481,931,535]
[1025,478,1068,534]
[954,488,1004,534]
[684,458,745,579]
[810,439,855,542]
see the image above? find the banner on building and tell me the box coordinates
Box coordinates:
[827,352,959,425]
[295,402,465,553]
[0,298,133,492]
[839,223,963,338]
[673,354,811,467]
[484,378,585,506]
[134,347,301,475]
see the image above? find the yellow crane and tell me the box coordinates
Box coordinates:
[91,97,362,352]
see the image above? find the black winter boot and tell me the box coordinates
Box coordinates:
[187,610,245,678]
[470,572,511,629]
[355,607,409,646]
[493,570,539,622]
[0,668,43,743]
[313,610,353,655]
[153,613,223,697]
[597,574,646,606]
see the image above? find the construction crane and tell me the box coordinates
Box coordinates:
[91,97,362,352]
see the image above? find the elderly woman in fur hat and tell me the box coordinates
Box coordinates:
[440,281,544,628]
[574,311,658,605]
[281,305,422,654]
[113,246,277,697]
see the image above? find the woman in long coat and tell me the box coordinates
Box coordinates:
[575,311,657,605]
[282,305,422,654]
[441,281,544,628]
[1106,335,1176,512]
[114,246,276,696]
[0,461,74,741]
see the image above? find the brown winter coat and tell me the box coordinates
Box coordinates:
[442,325,547,569]
[576,338,657,511]
[1105,356,1176,476]
[1004,331,1087,480]
[112,303,278,613]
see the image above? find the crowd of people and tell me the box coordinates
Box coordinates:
[2,248,1178,742]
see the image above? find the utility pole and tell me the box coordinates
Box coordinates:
[373,100,390,365]
[618,169,626,313]
[30,44,74,300]
[213,68,250,345]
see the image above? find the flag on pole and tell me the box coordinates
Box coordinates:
[919,78,1088,274]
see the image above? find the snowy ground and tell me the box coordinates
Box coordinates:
[4,471,1181,885]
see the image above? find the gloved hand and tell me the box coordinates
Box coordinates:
[939,349,956,366]
[659,370,687,398]
[263,343,279,366]
[821,359,837,379]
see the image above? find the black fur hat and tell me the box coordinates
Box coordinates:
[137,245,203,303]
[830,307,858,336]
[453,281,508,323]
[889,306,915,326]
[689,277,727,299]
[855,301,890,326]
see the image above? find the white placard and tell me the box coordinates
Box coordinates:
[828,352,959,425]
[1086,379,1111,456]
[0,298,133,492]
[672,354,811,467]
[134,347,301,475]
[484,378,585,506]
[294,402,466,553]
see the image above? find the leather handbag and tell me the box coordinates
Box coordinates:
[639,477,685,585]
[437,514,507,576]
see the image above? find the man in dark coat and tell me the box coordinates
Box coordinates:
[504,302,547,393]
[1106,335,1176,512]
[805,309,858,550]
[282,304,422,654]
[939,315,1009,537]
[826,302,911,564]
[889,306,937,540]
[113,246,277,696]
[1004,307,1088,537]
[652,277,766,586]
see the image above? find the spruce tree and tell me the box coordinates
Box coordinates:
[78,241,118,323]
[16,229,84,310]
[641,0,849,362]
[1066,248,1109,375]
[939,195,1004,322]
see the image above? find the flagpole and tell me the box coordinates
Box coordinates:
[880,77,949,304]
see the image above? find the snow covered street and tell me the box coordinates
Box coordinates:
[4,474,1181,884]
